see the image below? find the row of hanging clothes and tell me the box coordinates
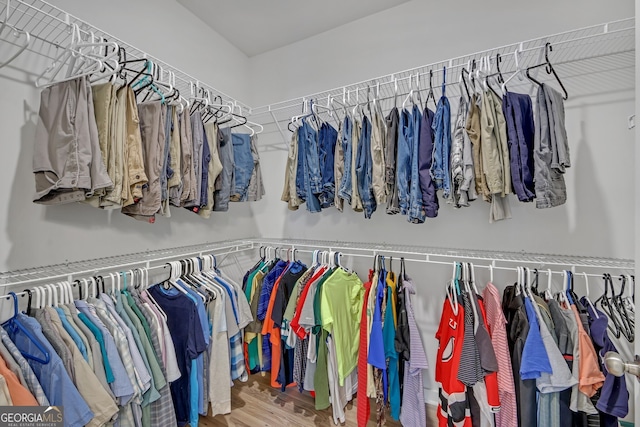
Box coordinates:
[435,263,634,427]
[241,247,428,427]
[31,25,264,222]
[282,42,571,223]
[0,254,253,427]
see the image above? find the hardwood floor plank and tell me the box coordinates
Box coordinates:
[198,374,437,426]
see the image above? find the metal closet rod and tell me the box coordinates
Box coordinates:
[0,241,256,288]
[254,18,633,115]
[270,247,631,280]
[251,239,633,268]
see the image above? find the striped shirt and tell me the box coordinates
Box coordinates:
[0,328,49,406]
[483,282,518,427]
[399,277,429,427]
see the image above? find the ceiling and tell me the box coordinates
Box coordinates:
[176,0,410,57]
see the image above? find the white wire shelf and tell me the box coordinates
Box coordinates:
[0,237,634,297]
[250,18,635,143]
[0,0,252,111]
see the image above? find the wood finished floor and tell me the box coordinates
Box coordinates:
[198,374,436,426]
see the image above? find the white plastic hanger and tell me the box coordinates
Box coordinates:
[489,262,494,284]
[501,44,525,92]
[582,272,600,318]
[544,269,554,300]
[401,75,414,110]
[35,24,118,88]
[0,0,31,70]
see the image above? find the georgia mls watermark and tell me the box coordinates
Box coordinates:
[0,406,63,427]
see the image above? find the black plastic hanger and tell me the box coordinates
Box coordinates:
[425,69,437,109]
[614,275,634,341]
[460,67,471,100]
[525,42,568,100]
[484,53,505,98]
[22,289,33,316]
[595,274,622,339]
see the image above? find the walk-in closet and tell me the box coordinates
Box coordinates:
[0,0,637,426]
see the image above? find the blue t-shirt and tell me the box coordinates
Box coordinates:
[383,285,401,420]
[55,307,88,362]
[5,313,94,427]
[149,285,206,426]
[520,297,552,379]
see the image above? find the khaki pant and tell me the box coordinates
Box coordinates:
[33,76,112,204]
[122,101,164,221]
[121,87,148,207]
[199,122,224,218]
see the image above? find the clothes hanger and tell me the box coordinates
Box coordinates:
[35,24,106,87]
[484,53,504,98]
[425,69,437,108]
[1,292,51,364]
[614,275,634,341]
[459,67,471,102]
[525,42,568,100]
[488,262,494,284]
[401,75,414,110]
[501,45,525,93]
[581,272,600,319]
[0,0,31,70]
[595,274,623,338]
[544,269,554,301]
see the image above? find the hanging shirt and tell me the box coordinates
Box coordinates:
[4,313,94,427]
[148,286,206,426]
[520,296,553,379]
[383,283,400,420]
[320,268,364,385]
[482,283,517,427]
[399,276,429,427]
[357,271,374,427]
[0,351,38,405]
[435,293,470,427]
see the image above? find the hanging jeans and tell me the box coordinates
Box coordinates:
[418,107,438,217]
[318,123,338,208]
[503,92,536,202]
[230,133,254,202]
[396,109,413,216]
[159,105,173,216]
[337,116,354,205]
[299,120,322,213]
[385,108,400,214]
[431,95,452,199]
[408,105,426,223]
[213,127,234,211]
[356,115,376,218]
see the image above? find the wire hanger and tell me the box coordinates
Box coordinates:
[525,42,568,100]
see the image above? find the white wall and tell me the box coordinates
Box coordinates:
[247,0,637,416]
[0,0,258,272]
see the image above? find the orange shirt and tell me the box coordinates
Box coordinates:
[0,355,37,406]
[262,271,284,388]
[571,305,605,397]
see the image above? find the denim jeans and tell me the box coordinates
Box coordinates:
[503,92,535,202]
[318,123,338,208]
[184,110,204,209]
[160,105,172,207]
[418,107,438,217]
[337,116,353,204]
[408,105,426,223]
[200,122,211,207]
[299,120,322,213]
[385,107,400,214]
[397,109,413,215]
[356,115,376,218]
[213,127,234,211]
[231,133,254,202]
[295,126,306,202]
[431,95,452,199]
